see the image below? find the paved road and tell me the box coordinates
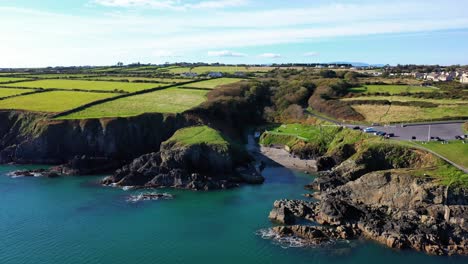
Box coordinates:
[357,123,465,141]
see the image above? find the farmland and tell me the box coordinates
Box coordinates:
[351,104,468,123]
[342,96,468,105]
[0,91,116,113]
[181,78,244,89]
[61,87,208,119]
[3,79,165,93]
[167,66,273,74]
[0,88,36,98]
[349,85,439,94]
[83,76,192,83]
[0,77,32,83]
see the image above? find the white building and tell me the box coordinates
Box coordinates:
[208,72,223,78]
[461,73,468,84]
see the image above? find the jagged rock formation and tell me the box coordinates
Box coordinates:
[267,143,468,256]
[101,126,264,190]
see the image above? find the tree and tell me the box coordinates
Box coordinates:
[319,70,337,78]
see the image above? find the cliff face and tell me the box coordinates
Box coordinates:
[0,111,193,164]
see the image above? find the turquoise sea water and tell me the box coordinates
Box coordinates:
[0,164,466,264]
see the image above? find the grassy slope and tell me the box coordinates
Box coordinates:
[165,126,230,150]
[181,78,244,89]
[0,88,36,98]
[260,123,467,187]
[61,87,208,119]
[414,141,468,168]
[3,79,163,93]
[350,85,438,94]
[0,91,116,113]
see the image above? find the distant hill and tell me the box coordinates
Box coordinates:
[328,62,385,67]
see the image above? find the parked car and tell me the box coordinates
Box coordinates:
[374,131,386,136]
[387,133,395,137]
[352,126,361,130]
[363,127,376,133]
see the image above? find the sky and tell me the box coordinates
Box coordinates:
[1,0,468,67]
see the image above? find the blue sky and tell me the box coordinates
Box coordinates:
[1,0,468,67]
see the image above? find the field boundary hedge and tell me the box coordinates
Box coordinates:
[52,79,206,119]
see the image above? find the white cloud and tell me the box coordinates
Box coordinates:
[2,0,468,67]
[304,52,319,57]
[208,50,247,57]
[259,53,281,59]
[92,0,248,10]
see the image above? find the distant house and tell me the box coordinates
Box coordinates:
[315,65,324,69]
[426,73,440,82]
[208,72,223,78]
[438,72,456,82]
[461,73,468,84]
[413,72,425,79]
[181,72,198,78]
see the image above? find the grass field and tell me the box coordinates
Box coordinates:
[3,79,164,93]
[165,126,229,149]
[350,85,438,94]
[0,91,116,112]
[342,96,468,105]
[0,88,36,98]
[61,87,208,119]
[352,104,468,123]
[24,74,96,79]
[181,78,244,89]
[167,66,273,74]
[0,77,32,83]
[414,141,468,168]
[83,76,192,83]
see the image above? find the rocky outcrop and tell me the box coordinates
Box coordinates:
[0,111,192,164]
[101,135,264,191]
[267,142,467,256]
[268,170,468,256]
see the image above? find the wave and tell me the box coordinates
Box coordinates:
[255,228,336,249]
[126,192,174,203]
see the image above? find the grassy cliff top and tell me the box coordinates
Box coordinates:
[165,126,230,150]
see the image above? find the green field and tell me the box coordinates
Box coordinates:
[61,87,208,119]
[167,66,272,74]
[24,74,96,79]
[0,88,36,98]
[352,104,468,123]
[0,91,116,113]
[4,79,164,93]
[84,76,192,83]
[259,123,342,149]
[415,141,468,168]
[165,126,229,149]
[342,96,468,105]
[181,78,244,89]
[0,77,32,83]
[350,85,439,94]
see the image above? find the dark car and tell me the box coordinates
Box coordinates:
[352,126,360,130]
[387,133,395,137]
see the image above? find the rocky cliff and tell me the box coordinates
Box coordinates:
[0,111,193,165]
[266,142,468,256]
[101,126,264,190]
